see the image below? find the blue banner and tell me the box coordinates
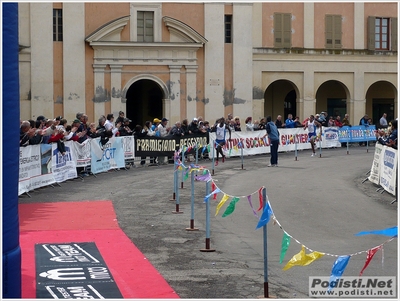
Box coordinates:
[338,125,376,143]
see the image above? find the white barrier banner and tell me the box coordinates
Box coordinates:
[51,142,77,183]
[122,136,135,159]
[90,137,126,174]
[323,127,342,148]
[18,145,42,195]
[380,146,397,195]
[72,139,91,167]
[18,144,56,195]
[368,143,384,185]
[209,127,341,158]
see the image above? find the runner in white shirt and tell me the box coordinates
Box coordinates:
[212,117,231,166]
[304,115,321,157]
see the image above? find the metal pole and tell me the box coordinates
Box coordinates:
[186,170,199,231]
[200,178,215,252]
[211,142,215,176]
[170,159,177,201]
[241,144,244,169]
[318,131,322,158]
[172,165,183,214]
[262,187,269,298]
[294,133,298,161]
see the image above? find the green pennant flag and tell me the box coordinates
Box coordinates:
[203,169,208,175]
[222,197,240,217]
[184,170,189,181]
[280,232,291,264]
[207,144,210,152]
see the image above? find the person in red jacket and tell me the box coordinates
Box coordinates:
[334,115,343,127]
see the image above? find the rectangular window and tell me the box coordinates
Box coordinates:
[137,11,154,42]
[368,16,397,51]
[274,13,291,48]
[325,15,342,49]
[53,9,63,42]
[225,15,232,43]
[375,17,389,50]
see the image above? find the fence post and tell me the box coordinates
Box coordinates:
[186,170,199,231]
[262,187,269,298]
[172,165,183,214]
[200,178,215,252]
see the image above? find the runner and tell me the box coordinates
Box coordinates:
[304,114,321,157]
[211,117,231,166]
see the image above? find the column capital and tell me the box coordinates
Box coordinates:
[169,65,182,72]
[93,64,107,72]
[185,65,198,73]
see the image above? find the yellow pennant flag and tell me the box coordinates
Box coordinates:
[215,194,230,216]
[283,245,324,271]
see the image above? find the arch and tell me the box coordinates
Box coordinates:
[366,80,397,125]
[315,80,351,119]
[263,79,300,120]
[121,74,169,102]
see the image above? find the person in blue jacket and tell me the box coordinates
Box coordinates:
[262,116,280,167]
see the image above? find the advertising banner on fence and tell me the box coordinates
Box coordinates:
[71,139,91,167]
[90,137,125,174]
[338,125,377,143]
[51,142,77,183]
[209,127,341,158]
[380,146,397,195]
[368,143,384,185]
[134,133,209,157]
[122,136,135,159]
[18,144,56,195]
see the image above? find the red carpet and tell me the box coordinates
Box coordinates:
[19,200,180,299]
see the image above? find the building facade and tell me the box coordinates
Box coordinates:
[19,2,398,127]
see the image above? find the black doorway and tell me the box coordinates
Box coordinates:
[126,79,163,127]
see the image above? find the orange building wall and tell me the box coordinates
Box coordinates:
[262,3,304,48]
[314,3,354,49]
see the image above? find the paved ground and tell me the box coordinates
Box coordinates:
[19,145,398,299]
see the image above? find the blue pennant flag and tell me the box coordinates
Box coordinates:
[354,226,398,237]
[255,202,273,229]
[328,255,351,291]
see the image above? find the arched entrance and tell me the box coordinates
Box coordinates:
[315,80,349,119]
[366,81,397,126]
[125,79,164,128]
[264,80,298,120]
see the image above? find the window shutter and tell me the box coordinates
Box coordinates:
[274,13,282,47]
[283,13,291,48]
[367,16,376,50]
[325,15,333,48]
[391,17,397,51]
[333,15,342,48]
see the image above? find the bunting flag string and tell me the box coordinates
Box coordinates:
[172,164,396,264]
[328,255,351,290]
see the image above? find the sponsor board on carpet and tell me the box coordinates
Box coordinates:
[35,242,122,299]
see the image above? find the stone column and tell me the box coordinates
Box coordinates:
[304,3,314,49]
[233,3,253,119]
[169,65,182,122]
[185,65,198,120]
[204,3,225,122]
[110,64,124,117]
[352,70,365,124]
[354,2,364,50]
[30,3,53,120]
[93,64,107,120]
[63,3,85,122]
[302,70,315,119]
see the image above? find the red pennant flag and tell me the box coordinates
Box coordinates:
[359,246,382,276]
[212,182,217,200]
[257,187,263,211]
